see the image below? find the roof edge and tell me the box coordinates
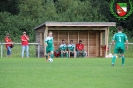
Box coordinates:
[34,22,116,30]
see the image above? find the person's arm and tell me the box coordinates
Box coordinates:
[5,38,13,44]
[53,38,54,47]
[82,44,84,51]
[25,35,29,41]
[112,40,115,45]
[44,38,48,46]
[126,40,128,50]
[67,44,70,51]
[21,36,27,42]
[124,34,128,50]
[76,44,79,51]
[74,45,76,52]
[65,44,67,51]
[112,34,116,45]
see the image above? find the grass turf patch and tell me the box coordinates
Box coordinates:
[0,58,133,88]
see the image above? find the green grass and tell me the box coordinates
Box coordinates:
[0,58,133,88]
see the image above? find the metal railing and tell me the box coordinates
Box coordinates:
[109,43,133,54]
[0,43,40,58]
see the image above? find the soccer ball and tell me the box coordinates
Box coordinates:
[108,53,113,58]
[48,58,53,62]
[105,55,109,58]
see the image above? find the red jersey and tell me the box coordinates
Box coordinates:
[76,43,84,51]
[4,37,12,48]
[21,35,29,45]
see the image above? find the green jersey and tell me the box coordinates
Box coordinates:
[59,44,67,51]
[112,32,128,49]
[68,44,75,51]
[45,36,53,47]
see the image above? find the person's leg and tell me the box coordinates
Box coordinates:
[22,46,25,58]
[82,51,85,57]
[50,47,54,59]
[25,45,29,58]
[45,47,49,62]
[7,46,11,57]
[65,51,68,58]
[68,50,70,58]
[74,51,76,58]
[121,49,125,66]
[50,51,54,59]
[121,54,125,66]
[112,54,117,66]
[112,48,118,66]
[77,51,79,57]
[61,51,63,58]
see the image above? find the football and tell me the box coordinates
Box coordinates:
[48,58,53,62]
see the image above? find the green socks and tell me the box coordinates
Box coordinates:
[50,54,54,59]
[82,52,85,57]
[112,56,116,64]
[112,55,125,65]
[66,53,68,58]
[61,53,63,58]
[45,55,48,60]
[122,56,125,65]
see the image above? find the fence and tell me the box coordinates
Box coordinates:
[0,43,40,58]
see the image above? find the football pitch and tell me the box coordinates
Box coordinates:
[0,58,133,88]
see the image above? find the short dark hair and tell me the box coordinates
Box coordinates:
[79,40,82,42]
[70,40,73,42]
[117,26,123,31]
[49,31,52,33]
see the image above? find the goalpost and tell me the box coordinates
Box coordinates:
[0,43,40,58]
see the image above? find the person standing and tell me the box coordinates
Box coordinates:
[44,31,54,62]
[111,26,128,66]
[4,33,13,57]
[21,31,29,58]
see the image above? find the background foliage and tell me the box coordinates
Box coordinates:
[0,0,133,42]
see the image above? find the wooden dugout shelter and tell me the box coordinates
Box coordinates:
[34,22,116,57]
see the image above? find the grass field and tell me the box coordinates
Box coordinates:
[0,58,133,88]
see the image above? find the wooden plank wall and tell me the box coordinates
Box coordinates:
[89,31,96,56]
[51,30,101,57]
[79,31,88,53]
[69,31,78,45]
[59,30,68,46]
[52,31,58,50]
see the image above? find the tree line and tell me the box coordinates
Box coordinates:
[0,0,133,42]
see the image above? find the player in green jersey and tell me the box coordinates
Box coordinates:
[45,31,54,62]
[112,26,128,66]
[68,40,76,58]
[59,40,68,58]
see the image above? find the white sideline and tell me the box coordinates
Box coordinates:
[0,43,40,58]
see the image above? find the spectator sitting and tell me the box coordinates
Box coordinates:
[59,40,68,58]
[76,40,85,57]
[68,40,76,58]
[54,50,60,58]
